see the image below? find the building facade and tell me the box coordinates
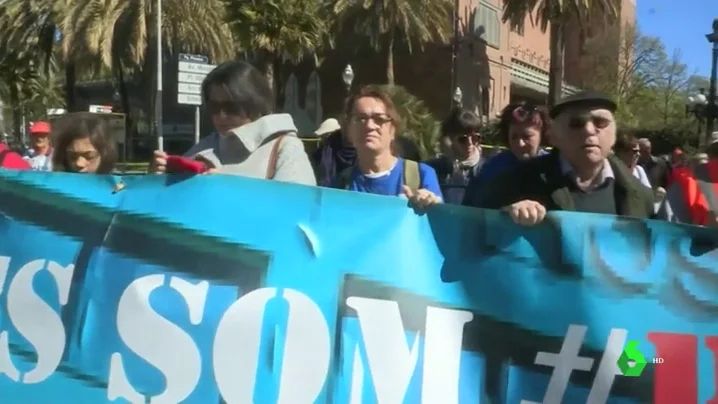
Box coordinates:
[305,0,635,128]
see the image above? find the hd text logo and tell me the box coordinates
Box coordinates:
[617,340,664,376]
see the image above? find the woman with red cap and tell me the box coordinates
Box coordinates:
[23,121,53,171]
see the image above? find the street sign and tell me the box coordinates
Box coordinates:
[177,94,202,105]
[178,83,201,94]
[177,53,216,144]
[177,53,216,106]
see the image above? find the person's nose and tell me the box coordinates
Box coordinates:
[75,157,87,168]
[579,121,597,136]
[518,138,526,147]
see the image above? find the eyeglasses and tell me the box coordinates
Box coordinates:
[66,150,99,162]
[350,114,393,126]
[456,134,481,145]
[206,100,243,116]
[567,115,612,129]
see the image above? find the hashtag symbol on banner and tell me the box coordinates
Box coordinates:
[520,325,629,404]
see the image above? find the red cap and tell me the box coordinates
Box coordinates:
[30,121,51,135]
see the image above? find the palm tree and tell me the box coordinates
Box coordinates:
[377,84,440,159]
[223,0,329,91]
[0,0,85,112]
[61,0,235,70]
[60,0,235,155]
[330,0,453,85]
[501,0,619,106]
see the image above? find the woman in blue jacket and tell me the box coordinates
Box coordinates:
[463,103,550,206]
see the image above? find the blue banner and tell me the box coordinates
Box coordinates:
[0,170,715,404]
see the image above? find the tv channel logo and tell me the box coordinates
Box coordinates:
[617,340,664,376]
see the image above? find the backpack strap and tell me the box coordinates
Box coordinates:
[265,134,287,180]
[402,159,421,193]
[0,149,9,167]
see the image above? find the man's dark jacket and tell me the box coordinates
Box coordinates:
[464,151,655,218]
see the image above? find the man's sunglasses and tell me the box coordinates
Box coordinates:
[567,115,611,129]
[456,134,481,145]
[206,100,243,116]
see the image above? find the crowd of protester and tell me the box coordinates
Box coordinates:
[2,59,717,228]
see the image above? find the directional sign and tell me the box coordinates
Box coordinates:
[177,94,202,105]
[177,53,216,106]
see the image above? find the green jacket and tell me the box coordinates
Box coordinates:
[467,151,655,219]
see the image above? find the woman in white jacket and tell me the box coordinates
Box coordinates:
[149,60,316,185]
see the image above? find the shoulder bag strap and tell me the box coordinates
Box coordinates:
[265,134,287,180]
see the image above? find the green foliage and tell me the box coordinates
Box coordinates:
[328,0,453,83]
[581,25,707,151]
[372,84,440,160]
[224,0,328,64]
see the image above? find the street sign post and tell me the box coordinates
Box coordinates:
[177,53,216,144]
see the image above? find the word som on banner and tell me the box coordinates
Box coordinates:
[0,256,715,404]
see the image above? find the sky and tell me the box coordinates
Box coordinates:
[637,0,718,77]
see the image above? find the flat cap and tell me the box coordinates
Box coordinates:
[550,91,617,119]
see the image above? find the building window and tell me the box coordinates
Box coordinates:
[511,21,524,36]
[473,1,501,49]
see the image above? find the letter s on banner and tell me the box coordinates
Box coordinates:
[213,288,331,404]
[108,275,208,404]
[0,259,74,384]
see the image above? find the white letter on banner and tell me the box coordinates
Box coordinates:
[421,306,473,403]
[108,275,207,404]
[347,298,473,403]
[214,288,330,404]
[0,259,74,383]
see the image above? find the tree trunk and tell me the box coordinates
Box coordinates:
[264,52,276,93]
[386,34,395,85]
[9,82,21,143]
[547,22,565,107]
[64,62,77,112]
[113,52,134,162]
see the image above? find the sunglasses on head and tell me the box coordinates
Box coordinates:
[511,105,541,126]
[206,100,243,116]
[456,133,481,145]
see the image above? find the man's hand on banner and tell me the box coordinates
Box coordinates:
[403,186,442,211]
[502,199,547,226]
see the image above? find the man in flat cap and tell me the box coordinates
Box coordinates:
[467,91,654,225]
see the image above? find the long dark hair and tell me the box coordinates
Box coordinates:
[51,112,117,174]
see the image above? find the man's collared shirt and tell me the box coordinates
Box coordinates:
[559,156,614,191]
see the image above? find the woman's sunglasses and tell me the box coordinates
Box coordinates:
[206,100,242,116]
[456,133,481,145]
